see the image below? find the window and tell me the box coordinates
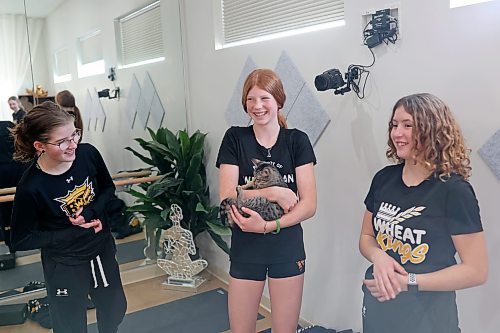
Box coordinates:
[53,47,72,83]
[450,0,494,8]
[115,1,165,69]
[77,30,105,78]
[216,0,345,49]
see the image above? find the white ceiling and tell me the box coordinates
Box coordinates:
[0,0,66,17]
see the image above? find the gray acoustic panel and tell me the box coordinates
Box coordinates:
[274,51,330,146]
[274,51,305,118]
[125,74,141,129]
[479,129,500,180]
[136,72,156,129]
[92,88,106,132]
[286,84,330,146]
[148,91,166,130]
[224,57,257,127]
[83,89,94,131]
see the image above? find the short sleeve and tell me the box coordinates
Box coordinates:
[446,178,483,235]
[291,130,316,167]
[216,127,239,168]
[364,174,378,213]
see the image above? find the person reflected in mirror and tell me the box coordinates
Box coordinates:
[0,120,28,253]
[359,93,488,333]
[56,90,84,142]
[8,96,26,124]
[10,101,126,333]
[217,69,317,333]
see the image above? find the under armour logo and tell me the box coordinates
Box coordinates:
[66,176,73,183]
[362,305,366,318]
[56,288,69,296]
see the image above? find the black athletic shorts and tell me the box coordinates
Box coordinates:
[230,260,306,281]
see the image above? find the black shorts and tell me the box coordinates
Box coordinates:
[230,260,306,281]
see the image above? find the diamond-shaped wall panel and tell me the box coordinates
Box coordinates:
[275,51,306,118]
[83,89,93,131]
[125,75,141,129]
[224,57,257,127]
[286,84,330,146]
[148,91,166,131]
[479,129,500,180]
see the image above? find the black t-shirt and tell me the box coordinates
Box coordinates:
[216,126,316,264]
[11,143,116,265]
[363,163,482,331]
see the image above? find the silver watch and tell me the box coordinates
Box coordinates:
[408,272,418,285]
[407,273,418,292]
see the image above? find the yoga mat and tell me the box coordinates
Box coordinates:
[88,288,264,333]
[0,239,146,292]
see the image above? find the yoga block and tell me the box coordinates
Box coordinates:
[0,303,29,326]
[0,253,15,270]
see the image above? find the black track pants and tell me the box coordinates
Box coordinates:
[42,240,127,333]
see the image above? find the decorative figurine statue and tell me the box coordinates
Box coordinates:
[157,204,208,290]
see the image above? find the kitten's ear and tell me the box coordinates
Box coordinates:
[251,158,261,166]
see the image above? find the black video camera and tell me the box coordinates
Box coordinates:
[314,68,346,91]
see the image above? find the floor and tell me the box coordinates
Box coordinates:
[0,233,273,333]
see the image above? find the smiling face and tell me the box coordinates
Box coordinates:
[38,122,78,164]
[8,99,20,112]
[245,86,279,127]
[390,106,417,161]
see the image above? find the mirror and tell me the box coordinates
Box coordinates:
[0,0,35,120]
[0,0,189,300]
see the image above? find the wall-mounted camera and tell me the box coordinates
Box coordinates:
[107,67,116,82]
[98,87,120,99]
[314,67,360,96]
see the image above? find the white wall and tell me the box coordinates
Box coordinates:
[43,0,188,175]
[183,0,500,332]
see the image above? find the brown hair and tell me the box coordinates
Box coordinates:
[386,93,471,180]
[11,101,75,162]
[56,90,84,140]
[241,69,288,128]
[8,96,20,103]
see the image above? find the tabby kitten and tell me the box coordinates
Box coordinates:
[220,159,288,227]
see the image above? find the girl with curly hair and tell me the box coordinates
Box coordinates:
[359,93,488,332]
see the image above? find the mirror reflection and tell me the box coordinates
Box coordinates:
[0,0,188,301]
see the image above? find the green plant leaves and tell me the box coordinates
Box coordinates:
[125,127,231,254]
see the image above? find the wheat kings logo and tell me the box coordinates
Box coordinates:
[55,177,95,217]
[374,202,429,264]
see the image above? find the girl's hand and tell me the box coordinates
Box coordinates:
[69,207,85,225]
[229,205,267,233]
[268,187,298,213]
[368,251,407,301]
[78,219,102,234]
[364,272,407,302]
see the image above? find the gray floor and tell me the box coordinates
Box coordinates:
[0,239,146,293]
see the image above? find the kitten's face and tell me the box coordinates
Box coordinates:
[253,161,277,184]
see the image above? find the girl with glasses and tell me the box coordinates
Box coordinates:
[10,101,126,333]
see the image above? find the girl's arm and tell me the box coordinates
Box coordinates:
[11,189,95,251]
[359,209,407,300]
[229,163,317,233]
[219,164,239,201]
[400,232,488,291]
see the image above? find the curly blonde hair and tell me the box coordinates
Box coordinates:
[386,93,471,180]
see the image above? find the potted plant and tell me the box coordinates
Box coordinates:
[125,127,231,257]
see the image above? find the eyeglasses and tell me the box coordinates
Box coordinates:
[45,129,81,151]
